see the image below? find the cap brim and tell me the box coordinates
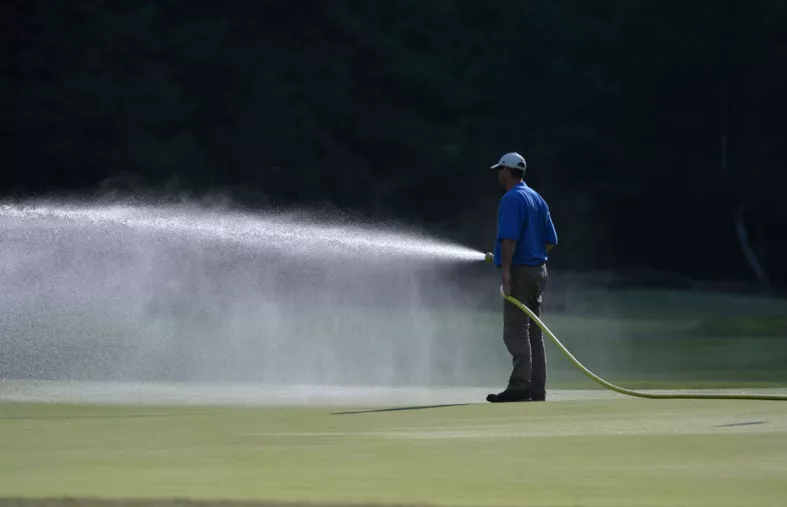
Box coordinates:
[490,163,502,170]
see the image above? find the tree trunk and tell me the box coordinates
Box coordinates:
[721,131,770,287]
[733,204,770,287]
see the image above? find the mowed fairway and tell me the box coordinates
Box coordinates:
[2,392,787,507]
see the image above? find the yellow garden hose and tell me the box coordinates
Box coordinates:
[486,255,787,400]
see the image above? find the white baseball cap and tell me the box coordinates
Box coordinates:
[490,152,527,172]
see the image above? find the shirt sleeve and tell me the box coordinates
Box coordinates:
[545,209,558,245]
[496,195,521,241]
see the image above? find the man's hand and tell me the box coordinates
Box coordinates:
[502,268,512,296]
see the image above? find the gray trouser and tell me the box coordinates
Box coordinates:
[503,264,548,397]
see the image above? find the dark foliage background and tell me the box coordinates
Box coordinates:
[3,0,786,288]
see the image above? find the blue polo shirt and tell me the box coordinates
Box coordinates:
[493,182,558,267]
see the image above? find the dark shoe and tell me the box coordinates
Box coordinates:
[529,387,546,402]
[486,389,531,403]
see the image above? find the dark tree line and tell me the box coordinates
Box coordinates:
[3,0,787,288]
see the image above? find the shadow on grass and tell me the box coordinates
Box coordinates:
[715,421,765,427]
[331,403,476,415]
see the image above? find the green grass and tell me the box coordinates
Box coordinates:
[2,288,787,506]
[2,398,787,507]
[459,287,787,386]
[6,287,785,388]
[454,312,787,387]
[691,315,787,337]
[554,288,787,319]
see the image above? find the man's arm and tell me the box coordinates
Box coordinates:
[501,239,516,272]
[545,209,558,253]
[496,195,521,296]
[501,239,515,296]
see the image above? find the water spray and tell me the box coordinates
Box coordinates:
[1,197,783,398]
[484,253,787,401]
[0,199,489,385]
[0,203,483,262]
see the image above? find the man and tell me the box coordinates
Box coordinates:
[487,152,558,403]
